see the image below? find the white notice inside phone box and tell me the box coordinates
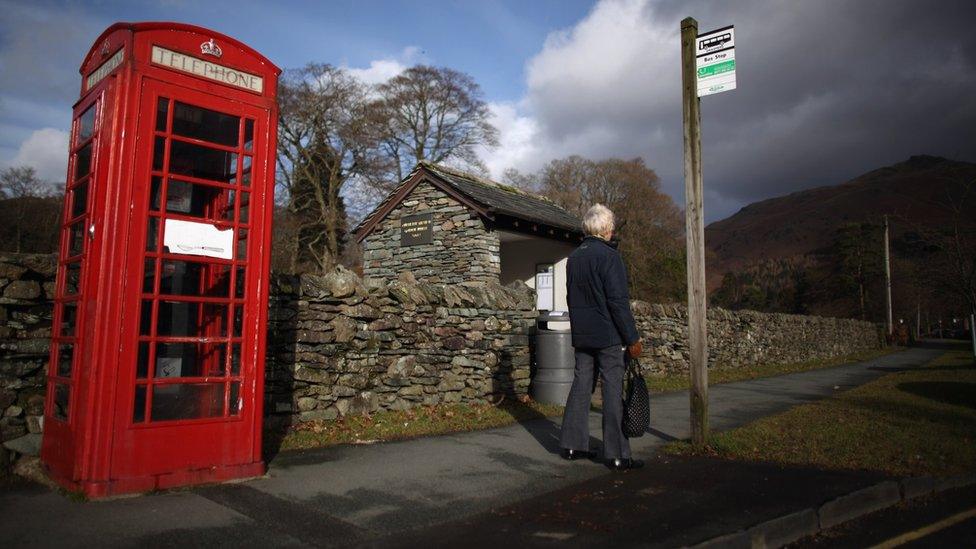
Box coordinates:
[163,219,234,260]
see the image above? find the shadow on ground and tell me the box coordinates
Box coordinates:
[897,381,976,409]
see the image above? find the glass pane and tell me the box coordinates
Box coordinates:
[234,266,246,298]
[155,341,225,378]
[146,217,159,251]
[53,383,70,420]
[172,102,240,146]
[150,383,224,421]
[64,262,81,295]
[225,189,237,221]
[233,304,243,337]
[156,98,169,132]
[153,136,166,172]
[165,179,235,220]
[156,300,195,337]
[137,342,150,378]
[78,105,96,143]
[241,155,251,187]
[69,222,85,256]
[143,259,155,293]
[133,385,147,423]
[160,260,230,297]
[229,382,241,415]
[60,302,77,337]
[169,140,237,183]
[230,343,241,375]
[150,176,162,211]
[140,299,154,336]
[239,191,249,224]
[236,228,247,260]
[71,181,88,218]
[156,301,228,338]
[56,343,74,377]
[75,143,92,180]
[244,119,254,151]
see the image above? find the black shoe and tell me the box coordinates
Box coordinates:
[607,458,644,471]
[560,448,594,461]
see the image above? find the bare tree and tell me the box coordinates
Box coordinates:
[1,166,44,199]
[912,177,976,316]
[0,166,62,253]
[276,64,385,273]
[373,66,499,188]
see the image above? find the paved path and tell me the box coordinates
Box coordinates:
[0,345,944,548]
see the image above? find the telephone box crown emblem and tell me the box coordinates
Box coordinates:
[200,38,222,58]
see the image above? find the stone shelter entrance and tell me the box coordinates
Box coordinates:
[354,162,583,312]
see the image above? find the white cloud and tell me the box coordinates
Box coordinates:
[345,46,424,85]
[482,0,676,180]
[10,128,70,183]
[482,101,541,178]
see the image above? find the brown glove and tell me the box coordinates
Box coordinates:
[627,340,643,359]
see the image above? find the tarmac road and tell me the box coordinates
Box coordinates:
[0,344,947,548]
[789,484,976,548]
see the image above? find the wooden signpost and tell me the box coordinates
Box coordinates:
[680,17,736,446]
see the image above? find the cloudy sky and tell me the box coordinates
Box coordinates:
[2,0,975,221]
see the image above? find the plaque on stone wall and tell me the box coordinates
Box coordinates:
[400,213,433,246]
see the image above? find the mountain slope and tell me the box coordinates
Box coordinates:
[705,155,976,292]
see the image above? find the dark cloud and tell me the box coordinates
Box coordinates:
[510,0,976,221]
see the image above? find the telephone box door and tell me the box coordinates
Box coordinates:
[110,78,269,482]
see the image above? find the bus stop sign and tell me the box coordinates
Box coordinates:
[696,25,736,97]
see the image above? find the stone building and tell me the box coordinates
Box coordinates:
[354,162,583,311]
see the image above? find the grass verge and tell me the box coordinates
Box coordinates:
[665,344,976,477]
[270,348,902,453]
[273,399,563,452]
[644,347,898,393]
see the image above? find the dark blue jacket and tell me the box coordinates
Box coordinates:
[566,236,640,350]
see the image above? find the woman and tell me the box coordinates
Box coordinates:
[559,204,644,470]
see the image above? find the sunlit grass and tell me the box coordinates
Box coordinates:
[666,345,976,477]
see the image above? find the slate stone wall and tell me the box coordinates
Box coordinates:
[265,268,537,424]
[1,254,57,469]
[361,180,501,285]
[631,302,883,375]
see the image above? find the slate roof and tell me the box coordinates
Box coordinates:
[354,162,583,240]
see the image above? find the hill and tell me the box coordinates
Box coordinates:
[704,155,976,320]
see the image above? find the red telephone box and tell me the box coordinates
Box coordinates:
[41,22,280,498]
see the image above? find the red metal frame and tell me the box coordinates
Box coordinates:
[41,22,279,498]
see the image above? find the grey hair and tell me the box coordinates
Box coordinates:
[582,204,615,237]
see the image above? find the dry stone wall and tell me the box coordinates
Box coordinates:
[1,254,57,467]
[265,268,537,424]
[362,180,500,284]
[632,302,882,375]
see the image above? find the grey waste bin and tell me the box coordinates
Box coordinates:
[531,311,574,406]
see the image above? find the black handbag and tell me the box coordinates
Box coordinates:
[622,358,650,438]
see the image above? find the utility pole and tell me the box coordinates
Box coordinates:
[883,215,893,337]
[970,311,976,360]
[915,300,920,341]
[681,17,708,446]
